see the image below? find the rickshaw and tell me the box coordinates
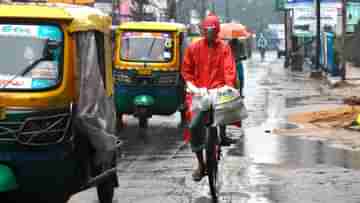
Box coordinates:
[0,3,119,203]
[113,22,187,131]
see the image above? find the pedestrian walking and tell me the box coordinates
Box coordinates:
[257,33,268,62]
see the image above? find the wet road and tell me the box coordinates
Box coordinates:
[69,52,360,203]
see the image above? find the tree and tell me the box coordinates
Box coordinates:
[130,0,151,21]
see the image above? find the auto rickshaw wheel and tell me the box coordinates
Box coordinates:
[9,191,70,203]
[138,117,148,138]
[96,178,114,203]
[52,194,70,203]
[139,117,148,129]
[0,191,20,203]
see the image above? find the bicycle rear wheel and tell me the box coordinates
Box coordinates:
[206,126,219,202]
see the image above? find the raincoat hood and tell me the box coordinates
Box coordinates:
[201,13,220,36]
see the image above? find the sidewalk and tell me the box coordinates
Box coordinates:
[326,62,360,100]
[326,62,360,87]
[273,59,360,150]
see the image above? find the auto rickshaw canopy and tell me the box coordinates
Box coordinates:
[0,3,111,33]
[116,21,187,34]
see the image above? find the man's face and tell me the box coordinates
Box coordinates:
[201,26,216,45]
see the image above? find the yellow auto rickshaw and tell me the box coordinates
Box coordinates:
[113,21,187,131]
[0,3,119,203]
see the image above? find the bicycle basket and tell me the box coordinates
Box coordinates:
[213,93,248,125]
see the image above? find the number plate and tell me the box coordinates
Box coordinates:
[137,69,152,76]
[0,107,6,120]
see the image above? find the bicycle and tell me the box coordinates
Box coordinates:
[205,106,221,202]
[189,90,223,202]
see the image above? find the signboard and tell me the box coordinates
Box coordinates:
[293,6,339,36]
[347,2,360,32]
[287,0,338,2]
[0,75,32,89]
[275,0,287,11]
[286,0,341,8]
[0,24,62,40]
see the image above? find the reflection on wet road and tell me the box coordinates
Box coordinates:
[69,52,360,203]
[230,129,360,169]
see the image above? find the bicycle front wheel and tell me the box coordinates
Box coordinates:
[206,126,219,201]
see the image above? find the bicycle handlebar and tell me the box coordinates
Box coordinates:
[187,86,239,130]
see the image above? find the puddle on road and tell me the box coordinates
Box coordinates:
[228,128,360,170]
[286,95,343,108]
[193,54,360,203]
[235,60,360,170]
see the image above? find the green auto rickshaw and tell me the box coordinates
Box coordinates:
[113,21,188,132]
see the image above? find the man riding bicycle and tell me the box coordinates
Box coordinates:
[181,13,237,182]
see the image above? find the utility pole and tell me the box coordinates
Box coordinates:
[284,9,289,68]
[167,0,176,21]
[225,0,230,22]
[311,0,322,78]
[341,0,347,80]
[112,0,120,25]
[200,0,206,20]
[210,0,215,13]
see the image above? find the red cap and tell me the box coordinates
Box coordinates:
[201,13,220,35]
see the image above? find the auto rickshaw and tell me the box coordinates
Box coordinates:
[0,3,119,203]
[113,22,187,131]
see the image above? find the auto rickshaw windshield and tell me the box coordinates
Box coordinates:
[0,23,63,90]
[120,31,174,62]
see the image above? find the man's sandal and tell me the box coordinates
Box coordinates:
[192,168,206,182]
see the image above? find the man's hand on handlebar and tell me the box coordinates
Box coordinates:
[186,82,207,96]
[186,82,237,96]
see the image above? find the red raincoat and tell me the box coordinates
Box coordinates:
[181,14,237,142]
